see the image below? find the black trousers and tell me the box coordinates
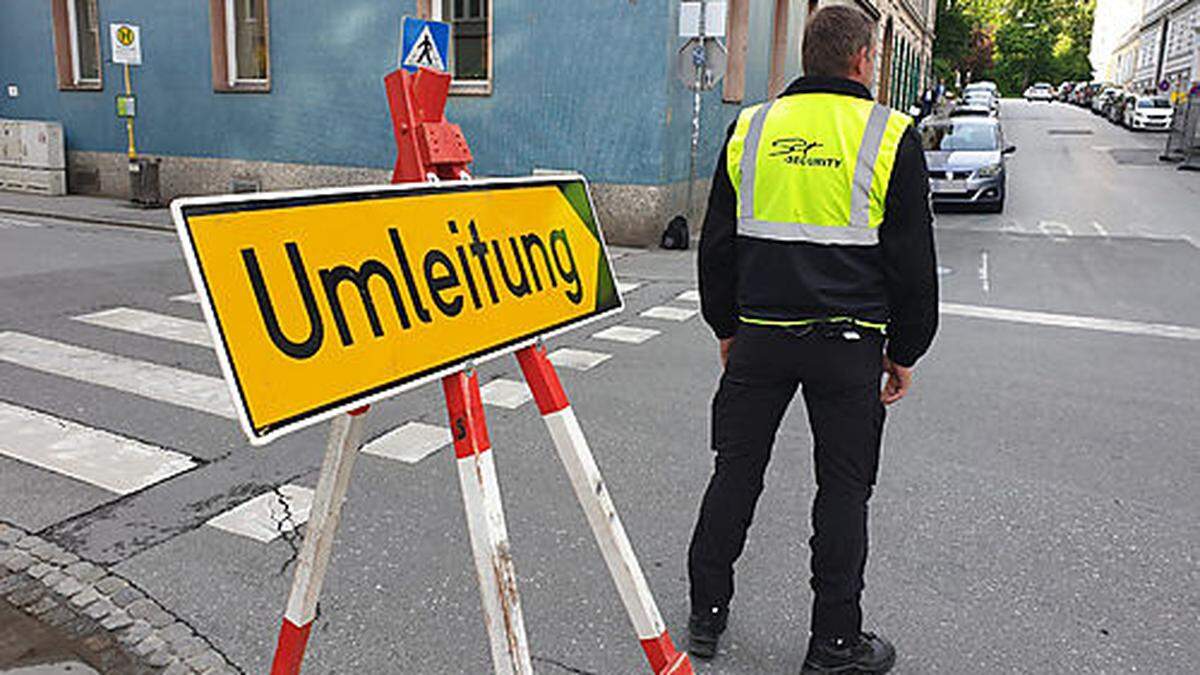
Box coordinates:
[688,323,886,638]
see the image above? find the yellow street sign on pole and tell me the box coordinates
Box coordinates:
[172,176,622,444]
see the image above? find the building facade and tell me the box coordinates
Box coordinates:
[1111,27,1142,86]
[854,0,938,112]
[1,1,936,245]
[1117,0,1200,94]
[1091,0,1144,81]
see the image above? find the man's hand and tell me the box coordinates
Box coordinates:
[719,337,735,368]
[881,355,913,405]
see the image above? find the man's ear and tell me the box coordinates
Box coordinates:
[850,46,870,79]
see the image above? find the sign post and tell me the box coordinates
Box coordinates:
[172,56,691,675]
[110,23,141,159]
[671,2,726,240]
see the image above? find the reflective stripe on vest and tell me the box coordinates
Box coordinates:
[728,94,910,247]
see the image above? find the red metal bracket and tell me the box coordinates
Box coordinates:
[384,68,473,183]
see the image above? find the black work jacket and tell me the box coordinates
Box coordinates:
[698,76,939,367]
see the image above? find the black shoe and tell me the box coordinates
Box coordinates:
[801,631,896,673]
[687,605,729,660]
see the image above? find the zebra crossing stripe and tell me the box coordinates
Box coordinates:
[0,401,196,494]
[362,421,451,464]
[478,378,533,409]
[547,348,611,371]
[0,332,236,419]
[206,485,314,543]
[74,307,213,348]
[639,306,698,322]
[591,325,660,344]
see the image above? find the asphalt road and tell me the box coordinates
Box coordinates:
[1,98,1198,674]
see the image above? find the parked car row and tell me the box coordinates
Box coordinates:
[920,80,1014,213]
[1057,80,1173,131]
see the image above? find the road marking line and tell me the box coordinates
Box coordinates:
[0,401,196,494]
[479,378,533,409]
[940,303,1200,341]
[978,251,990,294]
[170,293,200,304]
[1038,220,1072,240]
[73,307,213,348]
[362,421,451,464]
[639,306,698,322]
[0,217,43,229]
[1091,221,1108,237]
[0,332,236,418]
[591,325,661,344]
[206,485,314,543]
[547,348,612,372]
[616,281,643,295]
[675,290,701,303]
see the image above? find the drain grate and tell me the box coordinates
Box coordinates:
[1047,128,1094,135]
[1108,148,1166,166]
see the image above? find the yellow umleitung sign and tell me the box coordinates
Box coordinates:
[173,176,622,444]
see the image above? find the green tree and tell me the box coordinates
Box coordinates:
[931,0,1096,94]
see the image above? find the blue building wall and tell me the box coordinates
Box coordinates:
[0,1,779,187]
[660,0,804,186]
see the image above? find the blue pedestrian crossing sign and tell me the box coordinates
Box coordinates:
[401,17,450,73]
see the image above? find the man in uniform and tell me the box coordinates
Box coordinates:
[686,5,938,674]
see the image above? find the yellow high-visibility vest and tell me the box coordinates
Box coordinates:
[726,93,912,247]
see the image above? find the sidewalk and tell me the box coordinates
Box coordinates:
[0,192,171,231]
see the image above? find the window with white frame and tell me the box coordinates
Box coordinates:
[209,0,270,92]
[52,0,102,90]
[226,0,268,84]
[432,0,492,92]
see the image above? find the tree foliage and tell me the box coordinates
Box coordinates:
[932,0,1095,95]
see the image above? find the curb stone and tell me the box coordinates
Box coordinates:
[0,520,242,674]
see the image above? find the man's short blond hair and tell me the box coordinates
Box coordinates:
[802,5,877,78]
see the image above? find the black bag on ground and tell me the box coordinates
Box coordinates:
[661,215,690,250]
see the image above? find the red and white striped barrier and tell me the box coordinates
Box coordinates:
[443,370,534,674]
[270,406,369,675]
[516,345,693,675]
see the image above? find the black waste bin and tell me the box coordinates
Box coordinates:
[128,156,162,207]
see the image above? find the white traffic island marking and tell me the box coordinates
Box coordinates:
[940,303,1200,341]
[615,281,643,295]
[0,332,236,419]
[478,378,533,409]
[676,289,701,303]
[74,307,213,348]
[547,348,612,372]
[0,217,43,229]
[206,485,314,543]
[362,421,452,464]
[0,401,196,494]
[591,325,661,344]
[640,306,698,322]
[170,293,200,304]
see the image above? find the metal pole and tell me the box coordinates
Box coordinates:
[684,0,707,225]
[123,64,136,160]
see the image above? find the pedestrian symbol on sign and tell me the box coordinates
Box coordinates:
[400,17,450,73]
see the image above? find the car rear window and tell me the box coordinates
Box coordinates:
[919,123,999,152]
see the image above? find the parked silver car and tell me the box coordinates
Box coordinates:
[919,116,1016,213]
